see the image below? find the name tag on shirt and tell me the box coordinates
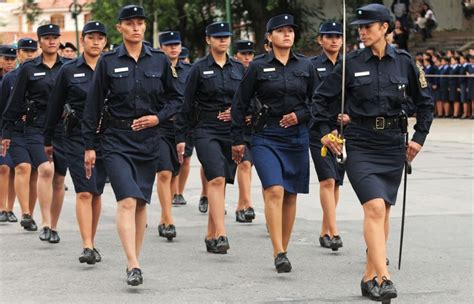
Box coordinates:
[34,72,46,76]
[263,67,276,73]
[114,67,129,73]
[354,71,370,77]
[203,70,214,75]
[317,68,326,72]
[74,73,85,78]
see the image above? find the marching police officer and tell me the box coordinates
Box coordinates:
[309,21,346,250]
[82,5,181,286]
[232,39,256,223]
[1,38,38,229]
[155,30,190,239]
[44,21,108,265]
[313,4,433,301]
[0,45,18,224]
[178,46,190,64]
[232,14,316,273]
[2,24,68,243]
[175,21,244,254]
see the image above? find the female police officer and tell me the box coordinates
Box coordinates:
[45,21,108,265]
[312,4,433,301]
[175,21,244,254]
[1,38,38,230]
[82,5,181,286]
[2,24,68,243]
[232,14,316,273]
[310,21,346,250]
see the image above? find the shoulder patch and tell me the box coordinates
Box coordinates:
[416,62,428,89]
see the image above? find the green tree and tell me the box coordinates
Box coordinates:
[22,0,42,25]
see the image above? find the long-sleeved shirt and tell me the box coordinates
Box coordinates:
[232,51,316,145]
[81,43,182,150]
[175,54,244,143]
[312,45,433,146]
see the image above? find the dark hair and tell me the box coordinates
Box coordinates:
[416,52,423,57]
[433,54,441,61]
[441,56,449,62]
[451,56,460,63]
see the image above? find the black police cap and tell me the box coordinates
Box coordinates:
[179,46,189,59]
[82,21,107,36]
[0,45,17,58]
[37,24,61,37]
[63,42,77,51]
[266,14,297,33]
[350,3,392,26]
[118,5,146,21]
[319,21,343,35]
[159,31,181,45]
[17,38,38,50]
[205,21,232,37]
[234,40,255,53]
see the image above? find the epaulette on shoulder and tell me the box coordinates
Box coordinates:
[101,49,117,57]
[229,57,244,66]
[151,48,165,54]
[346,48,364,60]
[394,48,412,59]
[253,53,266,61]
[294,52,308,58]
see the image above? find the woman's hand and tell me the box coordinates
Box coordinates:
[280,112,298,128]
[1,139,11,157]
[406,141,422,162]
[218,108,232,122]
[84,150,96,179]
[176,142,186,164]
[321,132,343,155]
[132,115,159,131]
[232,145,246,164]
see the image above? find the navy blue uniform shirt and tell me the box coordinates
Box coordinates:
[232,51,316,145]
[2,55,66,139]
[44,55,95,145]
[175,60,192,97]
[0,69,20,132]
[312,45,433,146]
[81,43,182,150]
[311,52,341,130]
[175,54,244,143]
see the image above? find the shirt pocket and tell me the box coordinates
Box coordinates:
[293,70,310,93]
[69,77,89,100]
[110,71,131,94]
[200,72,217,95]
[28,73,47,96]
[143,70,163,93]
[388,75,409,99]
[349,76,373,103]
[229,72,243,91]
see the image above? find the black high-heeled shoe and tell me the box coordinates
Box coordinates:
[274,252,292,273]
[204,238,217,253]
[235,209,250,223]
[244,207,255,220]
[319,234,331,248]
[158,223,166,237]
[361,276,380,300]
[379,276,397,301]
[126,268,143,286]
[214,236,230,254]
[164,224,176,241]
[330,235,343,251]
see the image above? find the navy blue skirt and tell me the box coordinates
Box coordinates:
[309,129,345,186]
[252,124,309,194]
[345,124,405,206]
[460,83,468,103]
[448,86,460,102]
[24,126,49,168]
[157,124,180,175]
[63,130,107,194]
[9,131,31,167]
[194,121,236,184]
[52,128,68,176]
[101,126,160,204]
[184,130,195,158]
[0,154,13,167]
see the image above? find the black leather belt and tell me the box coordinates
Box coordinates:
[198,110,228,121]
[107,117,134,130]
[351,116,400,130]
[266,116,283,126]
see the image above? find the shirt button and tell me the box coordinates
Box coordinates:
[136,80,139,83]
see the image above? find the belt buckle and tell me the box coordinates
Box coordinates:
[375,117,385,130]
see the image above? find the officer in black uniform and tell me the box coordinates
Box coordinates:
[232,14,316,273]
[1,38,38,229]
[155,30,190,239]
[313,4,433,301]
[44,21,108,265]
[82,5,181,286]
[2,24,68,243]
[178,46,190,64]
[309,21,346,250]
[0,45,17,224]
[232,39,256,223]
[175,21,244,254]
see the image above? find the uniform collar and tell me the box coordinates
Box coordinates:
[33,54,62,66]
[206,53,231,67]
[75,54,86,67]
[117,42,152,58]
[320,52,341,64]
[363,44,396,62]
[266,50,298,63]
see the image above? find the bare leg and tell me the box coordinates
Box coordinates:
[76,192,94,248]
[282,191,297,252]
[29,170,38,214]
[263,185,285,257]
[156,171,174,225]
[37,161,54,228]
[200,167,208,197]
[443,101,450,117]
[14,163,31,215]
[319,179,339,237]
[0,165,9,212]
[236,161,252,210]
[135,201,147,258]
[51,173,65,230]
[91,195,102,246]
[116,197,139,270]
[435,100,444,117]
[6,170,15,211]
[176,156,192,195]
[207,177,226,236]
[453,101,460,117]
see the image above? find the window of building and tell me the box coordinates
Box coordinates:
[50,14,65,29]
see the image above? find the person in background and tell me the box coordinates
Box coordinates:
[61,42,78,59]
[459,53,470,118]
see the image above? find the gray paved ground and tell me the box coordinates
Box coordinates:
[0,119,472,303]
